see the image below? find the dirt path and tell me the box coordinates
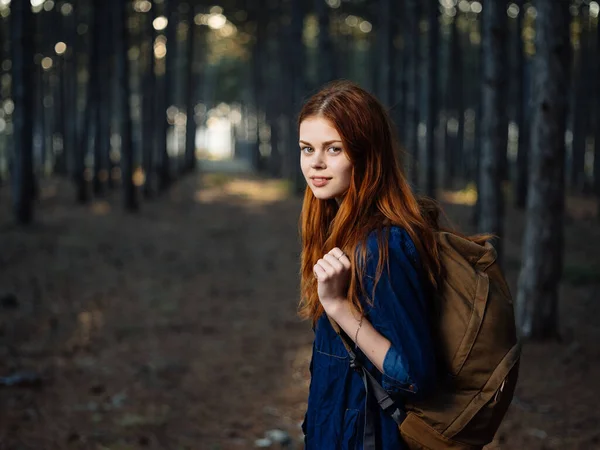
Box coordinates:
[1,172,599,449]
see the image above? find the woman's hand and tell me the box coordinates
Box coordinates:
[313,247,351,316]
[315,247,392,376]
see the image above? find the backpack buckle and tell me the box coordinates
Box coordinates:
[349,356,362,371]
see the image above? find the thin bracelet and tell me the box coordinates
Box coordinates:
[354,315,364,349]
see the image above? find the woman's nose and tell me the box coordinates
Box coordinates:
[310,153,325,168]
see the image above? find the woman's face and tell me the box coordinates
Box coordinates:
[299,117,352,202]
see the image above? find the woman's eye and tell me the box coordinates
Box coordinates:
[301,147,313,154]
[328,146,342,154]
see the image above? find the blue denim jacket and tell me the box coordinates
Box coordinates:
[303,227,437,449]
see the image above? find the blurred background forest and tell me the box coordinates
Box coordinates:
[1,0,600,449]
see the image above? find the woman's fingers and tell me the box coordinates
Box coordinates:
[327,247,351,268]
[315,258,335,277]
[313,264,326,280]
[327,247,345,259]
[323,253,344,270]
[314,248,351,281]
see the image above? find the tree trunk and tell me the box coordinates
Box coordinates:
[315,0,335,86]
[74,1,96,204]
[289,0,306,193]
[251,0,267,172]
[443,9,460,189]
[478,0,508,260]
[265,0,284,178]
[404,0,420,183]
[48,6,66,177]
[158,0,177,191]
[102,3,115,191]
[516,0,571,340]
[115,0,137,211]
[34,9,46,189]
[596,15,600,219]
[0,11,7,186]
[183,4,198,173]
[84,0,103,196]
[422,0,439,198]
[55,54,69,176]
[36,64,46,186]
[53,55,67,176]
[569,5,590,194]
[379,0,396,108]
[397,5,407,144]
[142,0,157,197]
[471,18,483,226]
[93,2,110,196]
[454,24,467,183]
[10,0,36,224]
[277,4,292,182]
[514,0,529,209]
[337,20,352,79]
[64,0,79,180]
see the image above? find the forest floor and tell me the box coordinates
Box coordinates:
[1,168,600,450]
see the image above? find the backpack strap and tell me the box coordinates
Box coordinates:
[327,316,407,449]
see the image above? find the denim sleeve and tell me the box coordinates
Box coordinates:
[361,228,436,398]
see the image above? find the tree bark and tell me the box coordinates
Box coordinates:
[52,0,68,178]
[478,0,508,260]
[55,53,69,176]
[266,0,284,178]
[516,0,571,340]
[596,12,600,219]
[514,0,529,209]
[443,8,461,189]
[379,0,396,108]
[10,0,36,223]
[315,0,335,86]
[251,0,267,172]
[64,5,79,180]
[404,0,420,184]
[289,0,306,194]
[423,0,439,198]
[158,0,177,191]
[142,0,157,197]
[115,0,137,210]
[36,64,46,186]
[471,20,483,227]
[91,2,109,195]
[183,4,198,173]
[277,3,292,183]
[75,1,96,204]
[102,3,115,192]
[83,0,103,197]
[34,9,47,189]
[397,3,407,145]
[569,5,589,193]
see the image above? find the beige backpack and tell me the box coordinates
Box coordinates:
[331,231,521,449]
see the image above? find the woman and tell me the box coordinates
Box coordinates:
[298,80,442,449]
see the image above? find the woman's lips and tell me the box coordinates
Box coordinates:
[311,177,331,187]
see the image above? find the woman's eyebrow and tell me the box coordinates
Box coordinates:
[299,139,342,146]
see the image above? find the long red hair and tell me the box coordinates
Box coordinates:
[298,80,485,325]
